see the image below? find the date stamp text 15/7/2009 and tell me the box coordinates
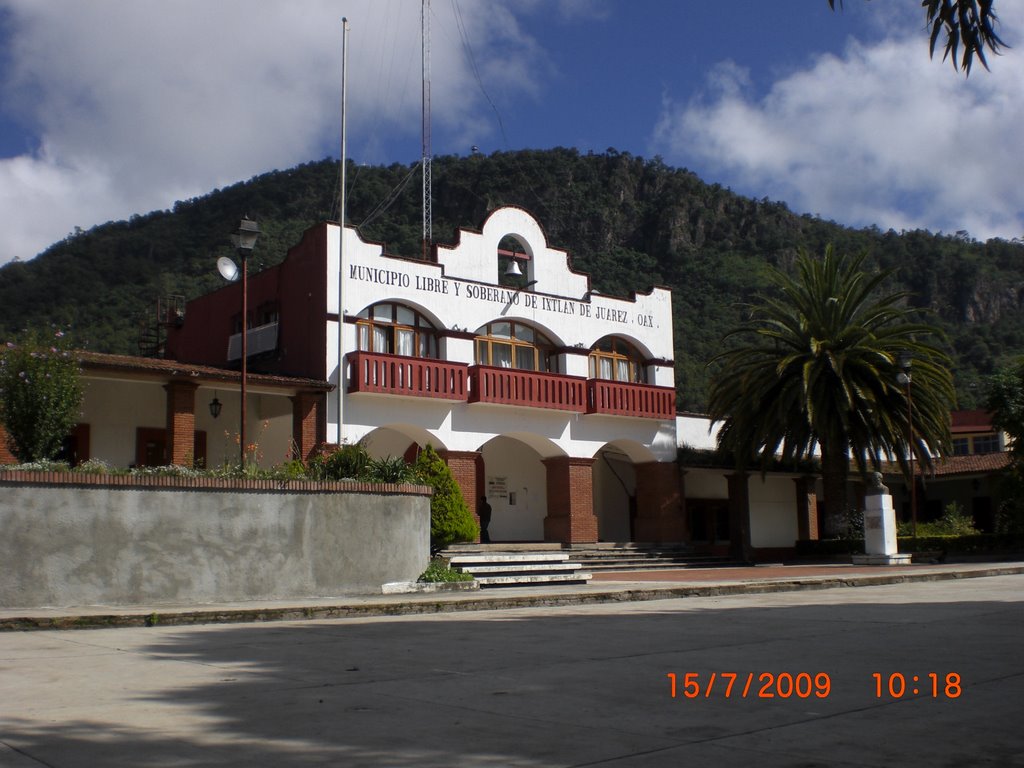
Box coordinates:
[665,672,963,700]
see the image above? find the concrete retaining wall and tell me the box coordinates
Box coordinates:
[0,474,431,609]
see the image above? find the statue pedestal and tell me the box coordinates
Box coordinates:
[852,553,912,566]
[852,476,912,567]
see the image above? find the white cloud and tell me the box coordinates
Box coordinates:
[654,8,1024,241]
[0,0,551,264]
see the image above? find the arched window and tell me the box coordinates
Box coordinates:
[589,337,646,383]
[475,321,554,372]
[357,302,439,358]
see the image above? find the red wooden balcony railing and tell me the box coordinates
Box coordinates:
[347,351,468,401]
[586,379,677,419]
[468,366,587,412]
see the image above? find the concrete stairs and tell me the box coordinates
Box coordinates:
[443,550,592,588]
[567,543,744,572]
[442,543,742,581]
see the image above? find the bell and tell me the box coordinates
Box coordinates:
[504,258,523,277]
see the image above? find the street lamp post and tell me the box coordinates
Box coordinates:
[232,218,259,467]
[897,351,916,538]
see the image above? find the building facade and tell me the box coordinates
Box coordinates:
[168,207,682,544]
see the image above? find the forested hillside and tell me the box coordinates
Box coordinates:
[2,148,1022,411]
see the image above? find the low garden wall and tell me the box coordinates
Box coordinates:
[0,472,432,609]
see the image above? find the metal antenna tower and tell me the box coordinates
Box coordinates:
[421,0,432,259]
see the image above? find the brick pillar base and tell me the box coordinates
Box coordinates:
[795,476,819,540]
[543,456,597,544]
[291,391,325,463]
[164,381,198,467]
[634,461,685,543]
[439,450,482,542]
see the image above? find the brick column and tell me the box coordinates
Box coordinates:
[679,468,690,542]
[794,475,819,541]
[634,460,685,543]
[0,424,16,464]
[439,449,482,539]
[726,471,752,562]
[290,391,324,463]
[164,381,198,467]
[543,456,597,544]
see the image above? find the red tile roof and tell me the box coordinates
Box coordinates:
[883,451,1012,479]
[77,351,332,391]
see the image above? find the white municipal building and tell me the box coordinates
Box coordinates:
[168,206,687,545]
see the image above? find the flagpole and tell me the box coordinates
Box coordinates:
[336,17,349,445]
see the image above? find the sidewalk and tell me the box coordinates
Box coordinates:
[4,560,1023,631]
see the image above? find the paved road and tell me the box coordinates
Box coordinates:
[2,575,1023,767]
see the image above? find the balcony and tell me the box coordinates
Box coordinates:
[469,366,587,412]
[347,351,468,401]
[227,321,279,361]
[586,379,677,420]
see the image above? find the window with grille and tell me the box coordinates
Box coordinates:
[474,321,553,372]
[356,302,438,358]
[588,336,646,383]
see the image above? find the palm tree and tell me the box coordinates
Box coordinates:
[707,246,955,537]
[829,0,1007,74]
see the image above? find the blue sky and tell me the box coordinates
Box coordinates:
[1,0,1022,267]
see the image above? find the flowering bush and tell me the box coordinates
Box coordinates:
[0,330,83,463]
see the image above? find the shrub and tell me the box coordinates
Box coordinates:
[0,329,83,463]
[365,455,416,484]
[897,502,979,537]
[73,458,121,475]
[276,458,309,480]
[0,459,71,473]
[418,556,474,583]
[308,442,371,480]
[130,464,202,478]
[413,444,478,550]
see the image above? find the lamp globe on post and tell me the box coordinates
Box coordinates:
[896,351,916,538]
[231,217,259,468]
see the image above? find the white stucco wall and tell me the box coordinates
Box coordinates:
[482,436,548,541]
[683,468,729,499]
[81,378,166,466]
[748,475,801,548]
[677,413,721,451]
[80,377,294,470]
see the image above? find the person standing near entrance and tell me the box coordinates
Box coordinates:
[479,496,492,543]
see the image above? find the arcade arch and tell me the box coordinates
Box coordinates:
[479,433,565,542]
[360,424,446,463]
[592,440,658,542]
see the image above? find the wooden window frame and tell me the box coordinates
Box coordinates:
[474,321,553,372]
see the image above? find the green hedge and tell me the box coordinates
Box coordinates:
[797,533,1024,558]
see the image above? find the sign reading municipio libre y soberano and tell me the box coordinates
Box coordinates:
[348,264,657,329]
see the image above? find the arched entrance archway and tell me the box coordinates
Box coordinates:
[593,440,656,542]
[360,424,446,463]
[479,433,565,542]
